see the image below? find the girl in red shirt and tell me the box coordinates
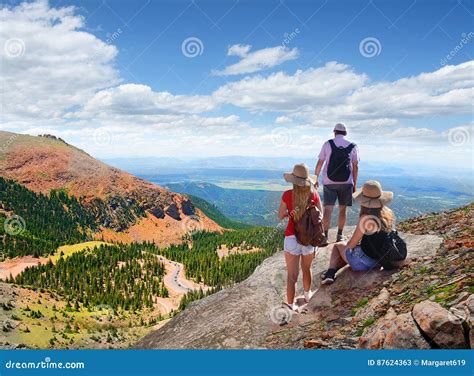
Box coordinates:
[278,163,322,311]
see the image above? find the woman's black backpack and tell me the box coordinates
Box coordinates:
[379,231,407,270]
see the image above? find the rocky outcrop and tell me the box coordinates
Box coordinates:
[181,200,196,216]
[150,207,165,219]
[356,203,474,350]
[359,308,430,349]
[467,295,474,348]
[413,300,470,349]
[165,203,181,221]
[359,296,473,349]
[466,295,474,347]
[136,228,442,349]
[136,203,471,349]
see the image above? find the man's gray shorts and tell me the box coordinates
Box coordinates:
[323,184,353,206]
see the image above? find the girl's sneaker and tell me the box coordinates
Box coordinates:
[304,290,314,302]
[321,269,337,285]
[282,302,298,312]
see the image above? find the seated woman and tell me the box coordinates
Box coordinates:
[320,180,394,284]
[278,163,322,311]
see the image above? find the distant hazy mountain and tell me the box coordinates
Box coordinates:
[104,156,471,179]
[164,180,474,227]
[165,182,281,226]
[104,156,473,227]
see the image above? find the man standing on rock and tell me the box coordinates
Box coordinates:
[315,123,359,245]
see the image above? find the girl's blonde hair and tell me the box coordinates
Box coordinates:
[359,206,395,233]
[292,184,312,221]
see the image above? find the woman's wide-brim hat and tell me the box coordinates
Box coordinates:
[283,163,317,187]
[353,180,393,208]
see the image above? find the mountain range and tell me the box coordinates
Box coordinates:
[104,156,472,179]
[0,131,472,351]
[104,156,474,227]
[0,131,280,350]
[162,180,473,227]
[0,131,221,247]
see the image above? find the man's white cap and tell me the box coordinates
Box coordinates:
[334,123,347,132]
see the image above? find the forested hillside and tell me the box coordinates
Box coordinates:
[0,167,284,350]
[11,244,168,311]
[165,182,280,226]
[155,228,282,287]
[6,228,283,312]
[186,194,251,230]
[0,177,93,258]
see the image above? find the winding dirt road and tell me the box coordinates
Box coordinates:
[0,244,206,315]
[156,256,207,295]
[150,254,209,314]
[157,256,192,295]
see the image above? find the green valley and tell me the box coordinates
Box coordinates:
[0,174,283,349]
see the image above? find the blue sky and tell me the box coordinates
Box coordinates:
[0,0,473,169]
[70,1,470,81]
[71,0,472,90]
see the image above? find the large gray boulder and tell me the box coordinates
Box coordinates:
[136,228,442,349]
[412,300,468,349]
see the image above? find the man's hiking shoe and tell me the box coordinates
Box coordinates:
[336,233,345,242]
[319,235,329,247]
[321,269,337,285]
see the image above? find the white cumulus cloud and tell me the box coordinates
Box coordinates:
[227,44,251,57]
[213,45,299,76]
[213,62,368,111]
[79,84,217,117]
[0,0,119,121]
